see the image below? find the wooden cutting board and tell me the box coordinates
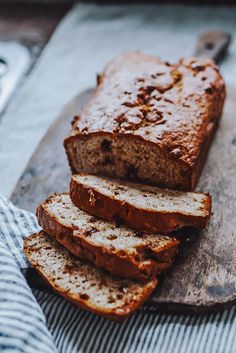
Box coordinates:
[11,85,236,314]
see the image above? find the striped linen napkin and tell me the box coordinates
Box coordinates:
[0,195,236,353]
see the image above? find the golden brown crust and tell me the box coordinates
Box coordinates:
[24,232,157,322]
[36,196,179,282]
[70,175,211,233]
[64,51,226,191]
[57,288,151,322]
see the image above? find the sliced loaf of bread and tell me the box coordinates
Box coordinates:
[64,52,225,191]
[36,194,179,281]
[70,174,211,233]
[24,231,157,321]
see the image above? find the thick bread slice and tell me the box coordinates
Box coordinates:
[24,231,157,321]
[36,194,179,281]
[64,51,225,191]
[70,174,211,233]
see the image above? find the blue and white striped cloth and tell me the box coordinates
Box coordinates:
[0,195,236,353]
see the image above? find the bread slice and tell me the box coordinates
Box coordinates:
[24,231,157,321]
[70,173,211,233]
[64,51,225,191]
[36,194,179,281]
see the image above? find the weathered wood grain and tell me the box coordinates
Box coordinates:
[11,86,236,313]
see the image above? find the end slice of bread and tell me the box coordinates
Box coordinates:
[36,194,179,281]
[24,231,157,321]
[70,174,211,233]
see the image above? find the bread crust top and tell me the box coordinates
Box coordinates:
[70,51,225,167]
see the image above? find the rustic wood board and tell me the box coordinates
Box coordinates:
[11,86,236,314]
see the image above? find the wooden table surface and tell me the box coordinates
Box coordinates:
[0,3,70,61]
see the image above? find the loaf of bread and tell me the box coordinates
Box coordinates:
[70,173,211,233]
[24,231,157,321]
[64,51,225,191]
[36,194,179,281]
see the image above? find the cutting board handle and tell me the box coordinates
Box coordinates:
[194,31,231,64]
